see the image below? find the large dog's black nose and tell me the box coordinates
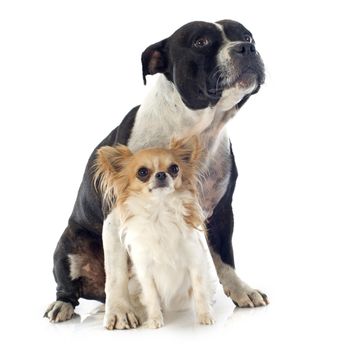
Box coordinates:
[155,172,166,181]
[232,43,256,56]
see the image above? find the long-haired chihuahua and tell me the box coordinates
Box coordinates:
[94,137,214,328]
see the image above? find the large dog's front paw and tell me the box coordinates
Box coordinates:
[44,301,75,322]
[217,266,269,308]
[104,306,139,330]
[224,284,269,308]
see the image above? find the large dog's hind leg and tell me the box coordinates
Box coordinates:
[44,227,80,322]
[44,225,107,322]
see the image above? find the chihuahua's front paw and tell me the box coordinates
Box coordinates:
[144,314,164,329]
[104,306,139,330]
[198,312,215,325]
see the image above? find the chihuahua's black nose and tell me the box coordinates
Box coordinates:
[155,172,166,181]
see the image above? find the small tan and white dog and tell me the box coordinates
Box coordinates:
[94,137,214,328]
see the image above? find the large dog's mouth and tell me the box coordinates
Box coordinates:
[207,62,265,98]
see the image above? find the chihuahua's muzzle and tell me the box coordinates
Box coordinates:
[150,172,170,191]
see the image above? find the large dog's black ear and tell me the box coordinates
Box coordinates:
[141,39,168,85]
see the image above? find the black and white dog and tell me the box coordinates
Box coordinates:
[44,19,268,328]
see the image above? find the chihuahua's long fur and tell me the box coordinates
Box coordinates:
[94,137,214,328]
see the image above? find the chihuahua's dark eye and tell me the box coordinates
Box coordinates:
[193,37,210,48]
[137,167,149,181]
[168,164,179,177]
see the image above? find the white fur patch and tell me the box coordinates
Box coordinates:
[216,83,257,112]
[68,254,83,280]
[128,75,218,152]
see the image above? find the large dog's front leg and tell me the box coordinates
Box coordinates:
[207,204,269,307]
[102,212,139,330]
[206,157,269,307]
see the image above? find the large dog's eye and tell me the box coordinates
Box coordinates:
[137,167,149,181]
[193,37,210,48]
[168,164,179,177]
[244,35,253,43]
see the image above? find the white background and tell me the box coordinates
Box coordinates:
[1,0,349,349]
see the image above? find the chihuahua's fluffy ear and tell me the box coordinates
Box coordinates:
[94,144,132,208]
[95,144,132,173]
[169,136,201,164]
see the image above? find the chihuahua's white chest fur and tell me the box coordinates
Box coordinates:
[115,190,214,327]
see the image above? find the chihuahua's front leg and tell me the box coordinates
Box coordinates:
[130,253,163,329]
[102,210,139,330]
[190,266,215,325]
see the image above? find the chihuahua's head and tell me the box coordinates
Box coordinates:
[94,136,201,210]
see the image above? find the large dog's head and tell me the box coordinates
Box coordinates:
[142,20,265,110]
